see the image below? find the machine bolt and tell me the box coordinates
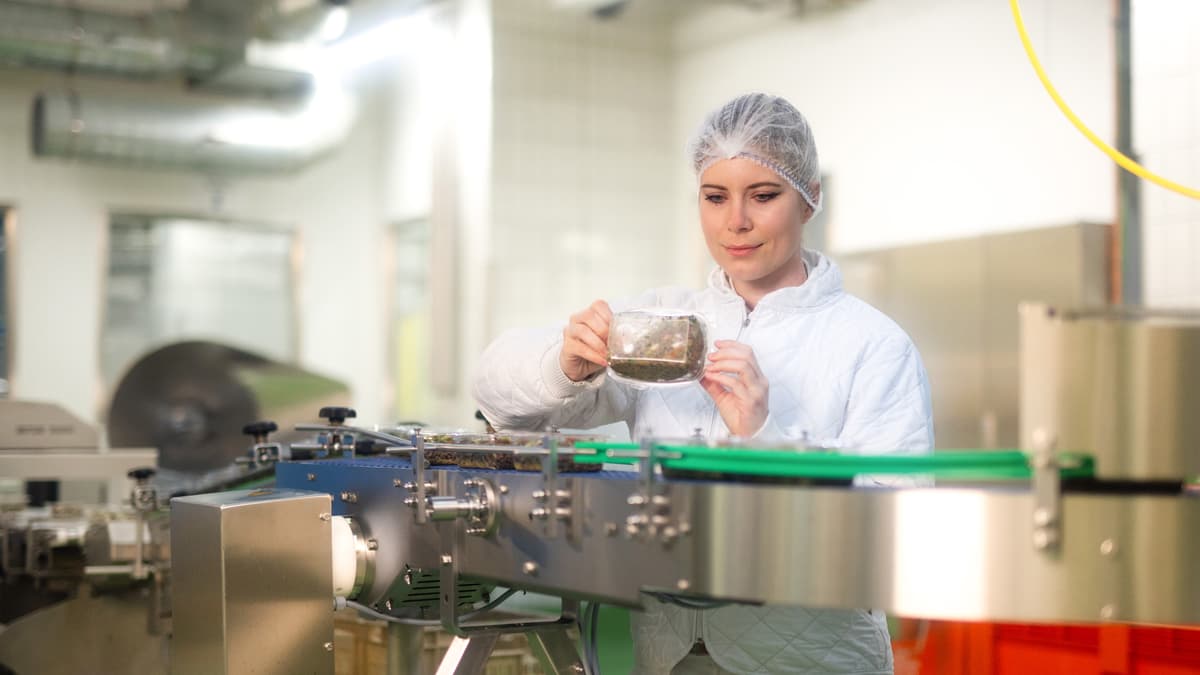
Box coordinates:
[464,478,478,487]
[1100,539,1118,557]
[324,642,334,652]
[605,522,618,536]
[403,571,413,585]
[402,482,416,491]
[441,555,453,566]
[340,491,358,504]
[678,522,691,535]
[676,579,690,591]
[651,495,670,506]
[532,490,548,501]
[367,538,378,551]
[662,526,679,543]
[403,497,418,507]
[1032,508,1053,527]
[530,508,549,520]
[384,599,393,611]
[393,479,405,488]
[571,664,585,673]
[307,473,316,481]
[319,513,331,521]
[627,494,647,506]
[1032,528,1058,550]
[522,561,539,576]
[499,485,509,494]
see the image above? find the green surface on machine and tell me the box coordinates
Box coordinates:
[571,443,1095,481]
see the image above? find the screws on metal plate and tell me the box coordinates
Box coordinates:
[307,473,316,481]
[367,538,378,551]
[324,642,334,652]
[1100,604,1115,620]
[1032,528,1058,550]
[441,554,453,566]
[319,512,331,521]
[340,491,358,504]
[676,579,690,591]
[523,561,539,576]
[393,478,404,488]
[1100,539,1118,557]
[384,599,393,611]
[499,484,509,494]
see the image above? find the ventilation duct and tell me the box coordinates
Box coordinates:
[32,88,352,173]
[0,0,236,78]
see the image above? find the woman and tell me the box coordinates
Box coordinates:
[473,93,933,674]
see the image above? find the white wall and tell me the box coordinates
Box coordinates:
[0,70,390,425]
[486,0,679,339]
[671,0,1116,266]
[1134,0,1200,306]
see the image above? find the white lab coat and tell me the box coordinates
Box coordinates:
[473,249,934,674]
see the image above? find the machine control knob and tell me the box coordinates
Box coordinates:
[241,420,278,443]
[319,407,357,425]
[127,467,156,483]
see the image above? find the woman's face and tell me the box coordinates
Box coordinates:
[699,157,812,294]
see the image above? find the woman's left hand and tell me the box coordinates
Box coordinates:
[700,340,769,437]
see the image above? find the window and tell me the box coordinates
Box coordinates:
[102,215,298,384]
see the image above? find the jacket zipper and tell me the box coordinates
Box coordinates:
[707,304,751,437]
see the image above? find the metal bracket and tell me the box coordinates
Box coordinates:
[529,430,574,538]
[405,431,431,524]
[1030,428,1062,553]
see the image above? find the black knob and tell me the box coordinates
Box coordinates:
[127,467,156,481]
[319,407,357,425]
[242,420,278,438]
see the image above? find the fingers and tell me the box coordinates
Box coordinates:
[703,371,751,399]
[570,300,612,344]
[564,322,608,365]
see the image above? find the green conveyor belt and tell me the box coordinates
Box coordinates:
[571,443,1094,481]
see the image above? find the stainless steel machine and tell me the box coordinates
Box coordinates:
[170,307,1200,675]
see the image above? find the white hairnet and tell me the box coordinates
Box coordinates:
[688,93,822,215]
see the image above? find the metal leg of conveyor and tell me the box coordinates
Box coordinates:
[526,627,585,674]
[434,634,499,675]
[387,623,423,675]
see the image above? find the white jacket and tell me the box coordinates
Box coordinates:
[473,250,933,674]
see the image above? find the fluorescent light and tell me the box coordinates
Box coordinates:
[319,6,350,43]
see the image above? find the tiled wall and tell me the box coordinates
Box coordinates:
[1135,1,1200,306]
[487,0,679,336]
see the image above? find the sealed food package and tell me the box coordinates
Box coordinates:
[607,310,709,385]
[423,431,491,465]
[511,433,605,473]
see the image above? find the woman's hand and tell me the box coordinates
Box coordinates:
[700,340,769,437]
[559,300,613,382]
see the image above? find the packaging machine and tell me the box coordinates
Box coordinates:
[170,305,1200,674]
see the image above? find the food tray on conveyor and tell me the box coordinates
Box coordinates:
[570,441,1096,483]
[414,431,607,473]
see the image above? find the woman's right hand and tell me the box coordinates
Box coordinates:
[559,300,612,382]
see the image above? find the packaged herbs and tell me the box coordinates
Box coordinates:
[607,310,708,385]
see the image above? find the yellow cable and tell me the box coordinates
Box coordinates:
[1010,0,1200,200]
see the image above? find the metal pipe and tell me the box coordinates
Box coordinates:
[1114,0,1141,304]
[385,623,423,675]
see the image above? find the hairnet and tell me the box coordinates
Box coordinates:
[688,93,822,215]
